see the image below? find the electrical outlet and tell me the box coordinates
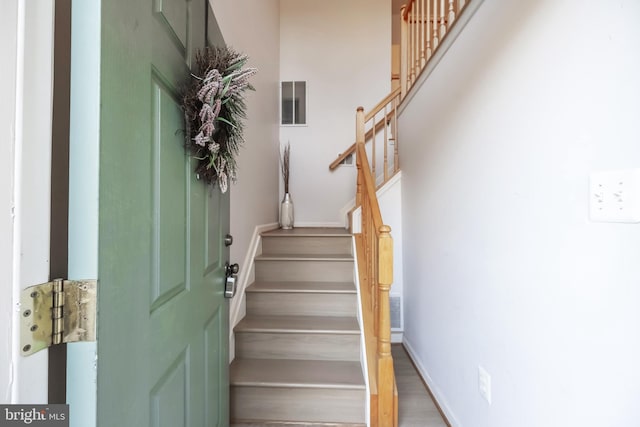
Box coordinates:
[589,169,640,223]
[478,366,492,405]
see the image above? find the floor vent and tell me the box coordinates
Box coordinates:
[390,295,402,329]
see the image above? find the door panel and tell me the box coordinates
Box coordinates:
[68,1,229,426]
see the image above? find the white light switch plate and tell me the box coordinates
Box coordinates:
[589,169,640,223]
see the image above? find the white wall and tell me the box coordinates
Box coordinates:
[0,0,55,404]
[208,0,280,268]
[400,1,640,426]
[280,0,391,226]
[0,0,19,404]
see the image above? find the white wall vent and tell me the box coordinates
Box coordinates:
[337,153,354,166]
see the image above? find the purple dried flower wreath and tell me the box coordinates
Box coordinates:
[181,47,257,193]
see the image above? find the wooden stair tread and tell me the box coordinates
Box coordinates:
[247,281,356,294]
[255,253,353,261]
[235,315,359,334]
[233,227,366,424]
[230,359,365,390]
[262,227,351,237]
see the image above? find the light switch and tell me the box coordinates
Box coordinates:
[589,169,640,223]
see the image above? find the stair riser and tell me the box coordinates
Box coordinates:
[235,332,360,361]
[231,386,366,424]
[232,422,366,427]
[247,293,357,317]
[262,236,352,256]
[255,260,354,282]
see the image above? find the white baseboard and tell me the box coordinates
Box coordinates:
[391,331,403,343]
[229,333,235,362]
[339,197,356,228]
[403,337,461,427]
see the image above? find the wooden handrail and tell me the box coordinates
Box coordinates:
[329,89,401,184]
[364,88,401,122]
[329,108,397,172]
[354,107,397,427]
[402,1,413,19]
[356,145,383,229]
[330,89,400,171]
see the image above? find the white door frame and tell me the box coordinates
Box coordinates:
[0,0,55,404]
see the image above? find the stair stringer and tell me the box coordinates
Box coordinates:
[351,235,371,427]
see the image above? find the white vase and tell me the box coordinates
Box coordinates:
[280,193,294,229]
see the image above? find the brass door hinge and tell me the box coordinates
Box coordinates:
[20,279,97,356]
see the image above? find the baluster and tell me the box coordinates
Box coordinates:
[366,212,372,314]
[393,95,399,173]
[416,0,424,74]
[356,157,362,208]
[440,0,446,38]
[411,4,417,85]
[432,0,439,50]
[408,5,413,85]
[408,5,412,86]
[459,0,466,10]
[408,6,415,87]
[356,107,364,208]
[383,105,388,183]
[415,2,420,84]
[448,0,456,27]
[371,116,376,179]
[426,0,432,60]
[372,229,378,337]
[400,5,408,97]
[377,225,394,426]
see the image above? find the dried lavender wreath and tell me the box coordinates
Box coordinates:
[181,47,257,193]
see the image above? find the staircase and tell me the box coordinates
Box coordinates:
[230,228,366,426]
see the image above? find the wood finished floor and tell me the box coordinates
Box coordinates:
[393,345,449,427]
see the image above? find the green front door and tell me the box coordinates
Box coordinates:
[67,1,229,426]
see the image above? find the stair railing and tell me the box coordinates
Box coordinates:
[332,0,473,182]
[330,88,401,189]
[354,107,398,427]
[401,0,468,97]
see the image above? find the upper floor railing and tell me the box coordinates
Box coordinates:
[401,0,467,96]
[332,1,471,190]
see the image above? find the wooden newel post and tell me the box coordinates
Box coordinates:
[400,5,408,98]
[356,107,365,143]
[377,225,395,425]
